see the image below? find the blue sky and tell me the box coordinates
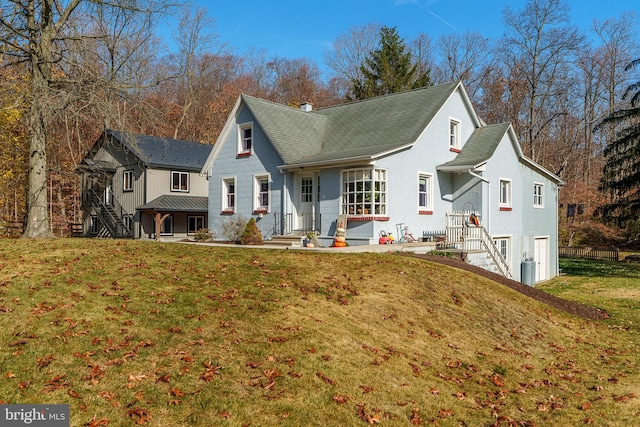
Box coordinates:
[179,0,637,77]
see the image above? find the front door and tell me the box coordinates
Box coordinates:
[296,175,316,231]
[534,237,549,282]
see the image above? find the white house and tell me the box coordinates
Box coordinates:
[201,82,564,283]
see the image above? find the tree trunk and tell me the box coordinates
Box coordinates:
[23,85,54,238]
[23,15,55,239]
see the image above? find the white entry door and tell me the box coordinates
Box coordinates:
[534,237,549,282]
[296,175,315,231]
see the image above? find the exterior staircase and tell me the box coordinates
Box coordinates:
[444,212,512,278]
[82,189,132,238]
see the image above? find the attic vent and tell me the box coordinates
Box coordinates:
[300,102,313,112]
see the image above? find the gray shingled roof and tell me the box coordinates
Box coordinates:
[241,82,460,166]
[136,195,208,212]
[437,123,511,171]
[107,130,213,171]
[241,96,326,164]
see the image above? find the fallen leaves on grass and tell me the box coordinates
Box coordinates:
[360,385,374,394]
[127,408,150,425]
[36,354,55,369]
[490,374,506,388]
[409,408,421,425]
[44,374,69,393]
[356,403,381,424]
[86,415,110,426]
[613,392,636,402]
[316,372,337,386]
[217,410,232,419]
[83,364,106,384]
[201,361,222,382]
[333,394,350,403]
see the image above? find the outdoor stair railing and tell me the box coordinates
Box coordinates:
[82,189,132,238]
[446,212,512,278]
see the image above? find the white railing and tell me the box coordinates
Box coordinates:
[445,212,512,278]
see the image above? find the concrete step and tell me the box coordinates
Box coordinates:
[264,235,303,248]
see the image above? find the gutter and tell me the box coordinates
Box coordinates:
[278,155,375,171]
[278,142,415,171]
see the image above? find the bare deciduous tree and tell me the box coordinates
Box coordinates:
[324,23,382,98]
[0,0,179,238]
[433,31,494,100]
[500,0,584,163]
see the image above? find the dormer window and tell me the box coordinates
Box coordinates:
[449,118,461,151]
[238,122,253,156]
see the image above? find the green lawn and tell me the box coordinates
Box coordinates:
[539,258,640,334]
[0,240,638,426]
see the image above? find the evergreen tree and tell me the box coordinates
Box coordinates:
[596,59,640,237]
[351,26,430,100]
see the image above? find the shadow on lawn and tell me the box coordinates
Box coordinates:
[560,257,640,278]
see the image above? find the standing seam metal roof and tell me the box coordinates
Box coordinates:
[136,195,208,212]
[106,130,213,171]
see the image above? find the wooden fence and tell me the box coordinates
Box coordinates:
[1,218,82,238]
[559,246,619,262]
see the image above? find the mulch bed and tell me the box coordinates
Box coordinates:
[406,253,610,321]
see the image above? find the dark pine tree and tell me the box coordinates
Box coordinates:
[351,26,431,100]
[597,59,640,238]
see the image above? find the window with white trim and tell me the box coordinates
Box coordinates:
[171,171,189,192]
[418,173,432,211]
[123,170,134,192]
[254,175,269,212]
[493,236,511,267]
[533,183,544,208]
[499,179,512,209]
[222,177,236,212]
[188,216,205,235]
[238,123,253,155]
[449,119,461,150]
[341,168,387,216]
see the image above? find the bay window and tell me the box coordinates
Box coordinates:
[341,168,387,216]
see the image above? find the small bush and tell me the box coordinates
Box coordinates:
[427,250,455,258]
[221,215,247,243]
[241,218,263,245]
[193,228,213,242]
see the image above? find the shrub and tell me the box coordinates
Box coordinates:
[240,218,263,245]
[193,228,213,242]
[221,215,247,243]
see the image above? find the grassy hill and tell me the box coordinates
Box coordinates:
[0,239,637,426]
